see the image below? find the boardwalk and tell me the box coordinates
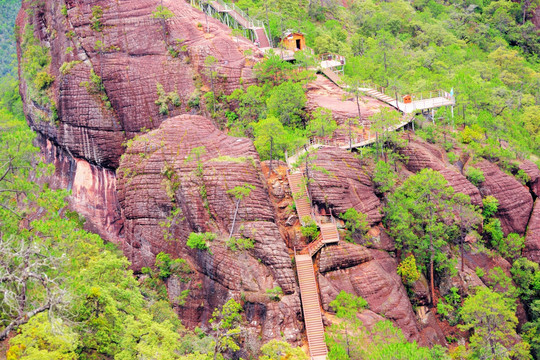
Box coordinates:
[194,0,271,49]
[296,254,328,360]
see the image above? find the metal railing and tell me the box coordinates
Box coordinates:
[215,0,265,28]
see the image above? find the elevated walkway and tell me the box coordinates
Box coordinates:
[296,254,328,360]
[286,166,340,360]
[287,171,312,225]
[320,70,455,114]
[192,0,271,48]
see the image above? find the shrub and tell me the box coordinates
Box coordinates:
[266,286,283,301]
[34,71,55,90]
[516,169,531,185]
[466,166,485,186]
[447,152,459,163]
[436,301,455,319]
[495,233,525,260]
[329,291,368,319]
[484,218,504,244]
[186,232,216,251]
[301,216,319,241]
[59,61,81,75]
[461,125,484,143]
[226,236,255,252]
[90,6,104,32]
[482,195,499,218]
[340,208,369,242]
[372,160,396,193]
[397,255,420,285]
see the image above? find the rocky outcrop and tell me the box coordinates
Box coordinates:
[116,114,301,341]
[399,139,482,206]
[524,199,540,263]
[37,134,124,243]
[307,147,382,224]
[519,160,540,197]
[476,160,533,236]
[17,0,260,169]
[318,244,421,342]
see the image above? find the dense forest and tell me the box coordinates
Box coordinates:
[1,0,540,359]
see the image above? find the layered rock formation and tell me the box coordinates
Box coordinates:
[524,200,540,263]
[399,139,483,206]
[117,114,301,341]
[17,0,260,169]
[476,160,533,236]
[307,147,382,224]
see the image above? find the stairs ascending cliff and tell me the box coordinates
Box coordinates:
[287,171,312,224]
[296,254,328,360]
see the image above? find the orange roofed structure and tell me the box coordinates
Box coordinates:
[279,31,306,52]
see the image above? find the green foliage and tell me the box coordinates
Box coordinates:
[516,169,532,185]
[265,286,283,301]
[460,287,530,359]
[308,107,337,138]
[155,82,181,115]
[90,6,104,32]
[151,5,174,20]
[466,166,485,186]
[396,255,420,285]
[329,291,368,319]
[482,195,499,218]
[155,252,192,279]
[226,183,255,201]
[494,233,525,260]
[300,216,319,241]
[484,217,504,244]
[34,71,55,90]
[436,301,454,320]
[7,313,79,360]
[209,298,243,357]
[226,236,255,252]
[0,104,191,359]
[266,81,306,127]
[372,160,396,194]
[186,232,216,251]
[59,61,81,75]
[447,152,459,165]
[0,0,20,76]
[251,116,306,161]
[461,125,484,144]
[340,208,369,243]
[259,340,308,360]
[385,169,476,277]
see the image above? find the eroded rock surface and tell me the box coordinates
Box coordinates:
[519,160,540,197]
[399,139,482,206]
[117,114,300,341]
[318,243,421,342]
[308,147,382,224]
[476,160,533,235]
[524,199,540,263]
[17,0,260,169]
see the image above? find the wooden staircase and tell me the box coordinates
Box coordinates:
[320,223,340,244]
[364,88,397,105]
[321,68,342,87]
[295,254,328,360]
[287,171,312,224]
[302,234,325,257]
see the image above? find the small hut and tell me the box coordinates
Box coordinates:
[279,31,306,52]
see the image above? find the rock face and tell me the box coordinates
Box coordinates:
[308,147,382,224]
[318,243,421,342]
[117,114,301,341]
[399,139,482,206]
[519,160,540,197]
[17,0,260,169]
[524,199,540,263]
[36,134,124,243]
[476,160,533,236]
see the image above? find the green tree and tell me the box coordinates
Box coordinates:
[226,184,255,239]
[340,208,369,243]
[308,107,337,138]
[209,298,243,360]
[266,81,306,127]
[259,339,307,360]
[151,5,174,43]
[459,287,531,359]
[386,169,474,305]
